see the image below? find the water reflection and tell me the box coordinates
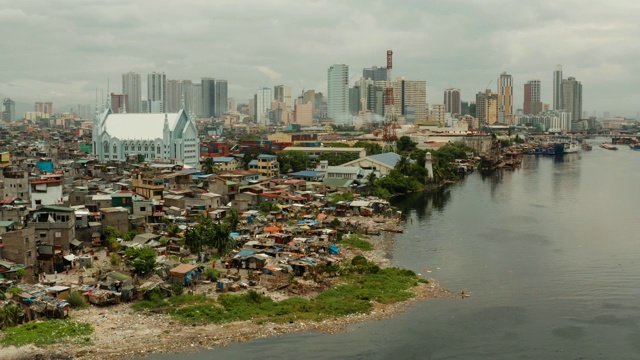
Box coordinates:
[392,186,452,222]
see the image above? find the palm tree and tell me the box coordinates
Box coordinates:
[395,156,410,175]
[202,157,216,175]
[364,171,378,195]
[224,209,241,232]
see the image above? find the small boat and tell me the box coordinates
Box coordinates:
[563,142,579,154]
[600,143,618,151]
[581,143,592,151]
[545,147,556,155]
[629,143,640,150]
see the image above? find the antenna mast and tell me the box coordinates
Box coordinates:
[383,50,397,141]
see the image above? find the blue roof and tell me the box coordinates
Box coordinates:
[235,250,255,258]
[214,157,235,163]
[248,159,258,166]
[367,152,403,168]
[257,154,277,159]
[290,170,325,177]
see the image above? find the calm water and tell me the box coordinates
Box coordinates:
[149,138,640,359]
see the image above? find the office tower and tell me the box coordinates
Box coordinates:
[362,66,387,82]
[147,72,166,112]
[523,80,542,115]
[274,85,292,110]
[302,90,316,108]
[349,85,361,115]
[444,88,461,115]
[166,80,183,112]
[228,98,236,113]
[201,78,228,118]
[109,93,128,113]
[562,77,583,125]
[76,104,92,119]
[294,101,313,126]
[476,89,499,125]
[498,72,513,119]
[35,102,53,115]
[255,87,273,125]
[214,80,228,117]
[392,79,427,122]
[461,101,470,116]
[122,71,142,113]
[2,98,15,122]
[190,83,202,117]
[553,65,563,110]
[35,102,43,113]
[431,104,445,123]
[327,64,349,124]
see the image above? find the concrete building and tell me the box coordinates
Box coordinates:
[0,223,36,282]
[476,89,499,125]
[248,154,279,180]
[327,64,349,124]
[274,85,293,110]
[294,101,313,126]
[553,65,563,111]
[431,104,445,124]
[444,88,461,115]
[0,169,29,200]
[166,80,183,113]
[515,110,571,132]
[2,98,15,122]
[148,72,167,112]
[32,206,75,251]
[99,207,129,236]
[562,77,583,125]
[132,174,164,201]
[341,152,405,176]
[122,71,142,113]
[362,66,387,82]
[282,147,366,161]
[255,87,273,125]
[92,109,200,168]
[390,78,427,123]
[524,80,542,115]
[201,78,228,118]
[498,72,513,122]
[110,93,128,114]
[29,179,63,207]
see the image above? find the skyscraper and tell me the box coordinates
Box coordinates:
[362,66,387,82]
[562,77,583,125]
[147,72,166,112]
[327,64,349,124]
[553,65,563,110]
[110,93,128,113]
[201,78,228,118]
[166,80,183,113]
[498,72,513,122]
[255,87,273,125]
[523,80,542,115]
[2,98,15,122]
[122,71,142,113]
[444,88,461,115]
[476,89,499,125]
[274,85,292,110]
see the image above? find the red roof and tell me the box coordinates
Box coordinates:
[30,180,62,185]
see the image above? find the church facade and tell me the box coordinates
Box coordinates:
[92,109,199,168]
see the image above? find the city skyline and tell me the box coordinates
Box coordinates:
[0,1,638,118]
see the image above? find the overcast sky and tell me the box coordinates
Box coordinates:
[1,0,639,118]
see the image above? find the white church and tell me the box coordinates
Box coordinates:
[92,108,200,168]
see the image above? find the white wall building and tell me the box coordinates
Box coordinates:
[328,64,349,124]
[92,109,200,168]
[255,87,273,125]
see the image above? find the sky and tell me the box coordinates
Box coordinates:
[1,0,639,118]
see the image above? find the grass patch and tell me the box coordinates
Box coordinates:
[168,261,420,325]
[0,320,93,347]
[339,234,374,251]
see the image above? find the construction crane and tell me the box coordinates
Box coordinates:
[383,50,397,142]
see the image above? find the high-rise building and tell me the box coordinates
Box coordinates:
[35,102,53,115]
[327,64,349,124]
[444,88,461,115]
[294,101,313,126]
[390,79,427,123]
[214,80,228,117]
[166,80,183,113]
[362,66,387,82]
[498,72,513,121]
[122,71,142,113]
[201,78,228,118]
[255,87,273,125]
[110,93,128,113]
[562,77,582,125]
[274,85,292,110]
[147,72,166,112]
[431,104,445,124]
[523,80,542,115]
[476,89,499,125]
[553,65,563,111]
[2,98,15,122]
[76,104,92,120]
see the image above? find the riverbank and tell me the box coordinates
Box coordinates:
[1,229,452,360]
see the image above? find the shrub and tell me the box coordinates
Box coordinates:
[171,283,184,296]
[205,268,220,281]
[351,256,368,266]
[68,291,88,309]
[110,254,121,266]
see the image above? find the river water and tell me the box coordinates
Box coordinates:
[149,138,640,359]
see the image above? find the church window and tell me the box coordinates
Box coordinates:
[113,143,117,154]
[157,146,161,154]
[104,141,109,153]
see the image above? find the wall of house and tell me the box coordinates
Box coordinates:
[0,226,36,282]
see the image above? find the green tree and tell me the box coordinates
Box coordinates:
[224,209,241,232]
[201,157,216,175]
[125,246,157,276]
[259,202,278,215]
[394,156,411,175]
[165,223,180,237]
[396,136,417,152]
[410,149,427,167]
[354,141,383,156]
[277,151,311,173]
[104,226,119,239]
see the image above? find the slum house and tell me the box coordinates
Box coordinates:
[32,206,75,252]
[99,207,130,236]
[168,264,204,286]
[14,285,70,320]
[120,232,162,249]
[0,221,36,282]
